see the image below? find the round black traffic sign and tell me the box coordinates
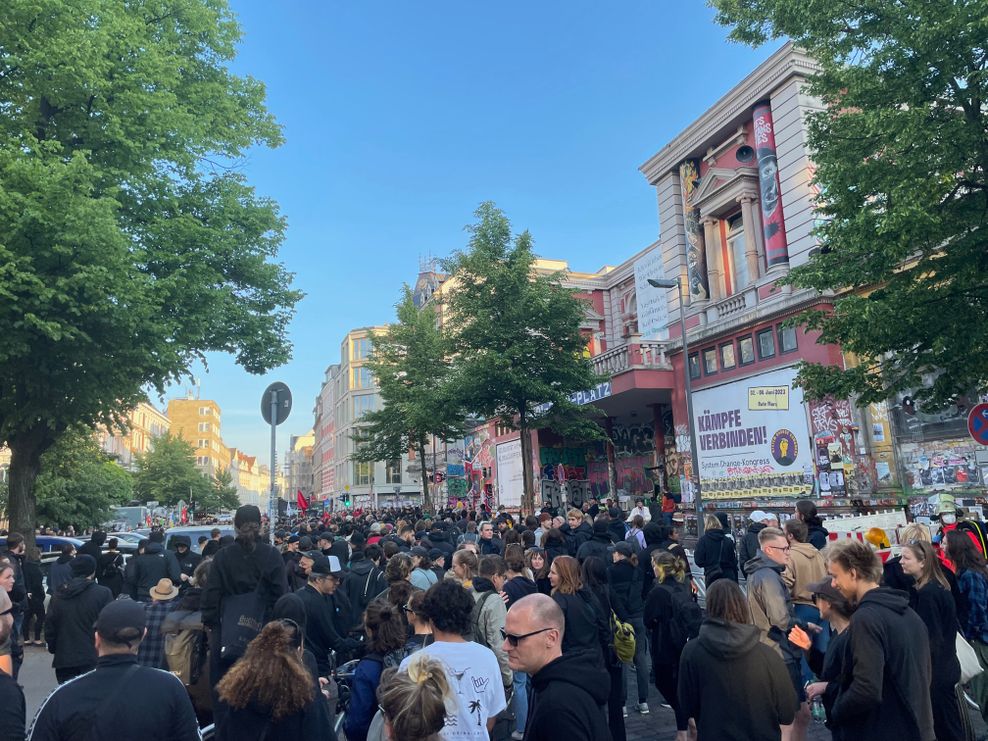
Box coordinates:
[261,382,292,426]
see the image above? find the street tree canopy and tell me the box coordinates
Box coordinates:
[34,429,133,531]
[134,432,237,513]
[443,203,602,513]
[0,1,300,544]
[712,0,988,407]
[352,286,468,510]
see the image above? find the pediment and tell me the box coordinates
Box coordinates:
[694,167,761,218]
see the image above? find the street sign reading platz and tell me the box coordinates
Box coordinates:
[261,382,292,426]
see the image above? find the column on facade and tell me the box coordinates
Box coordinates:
[604,417,618,503]
[651,404,667,493]
[738,194,762,283]
[702,217,722,302]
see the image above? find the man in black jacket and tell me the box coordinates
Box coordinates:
[171,536,201,587]
[30,599,200,740]
[826,540,935,740]
[576,518,613,563]
[478,521,504,556]
[503,594,610,740]
[44,555,113,683]
[297,556,360,675]
[126,539,180,601]
[77,530,105,562]
[339,534,383,632]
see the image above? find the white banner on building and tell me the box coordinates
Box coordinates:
[692,366,812,499]
[632,246,670,341]
[496,438,524,508]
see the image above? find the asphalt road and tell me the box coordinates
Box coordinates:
[18,644,59,727]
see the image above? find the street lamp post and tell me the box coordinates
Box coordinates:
[648,276,705,536]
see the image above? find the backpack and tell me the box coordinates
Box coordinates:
[102,554,123,581]
[470,591,499,649]
[663,584,702,651]
[957,520,988,556]
[610,611,637,663]
[165,627,206,685]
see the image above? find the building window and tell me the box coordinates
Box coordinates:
[352,366,374,390]
[757,328,776,359]
[386,459,402,484]
[352,337,371,361]
[196,456,209,466]
[688,353,701,379]
[353,460,373,486]
[702,348,718,375]
[720,342,737,370]
[739,336,755,365]
[199,406,209,416]
[726,214,750,291]
[198,422,209,432]
[779,324,798,353]
[196,439,208,449]
[353,394,376,419]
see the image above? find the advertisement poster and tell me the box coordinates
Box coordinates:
[496,438,524,508]
[752,101,791,267]
[692,366,811,499]
[632,246,670,340]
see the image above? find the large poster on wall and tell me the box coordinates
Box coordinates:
[632,246,670,340]
[496,438,524,508]
[692,366,812,499]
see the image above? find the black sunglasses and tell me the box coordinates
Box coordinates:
[499,627,554,647]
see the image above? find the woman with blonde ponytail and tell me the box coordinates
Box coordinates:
[377,653,452,741]
[215,619,330,740]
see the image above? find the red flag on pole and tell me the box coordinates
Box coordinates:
[296,490,309,511]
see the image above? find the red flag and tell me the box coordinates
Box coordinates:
[181,506,189,524]
[296,490,309,511]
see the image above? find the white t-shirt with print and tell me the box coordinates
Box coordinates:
[398,639,507,740]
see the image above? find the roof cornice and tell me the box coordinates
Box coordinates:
[639,43,820,184]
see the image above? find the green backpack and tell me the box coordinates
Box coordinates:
[610,611,637,664]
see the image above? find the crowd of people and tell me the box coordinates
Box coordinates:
[1,495,987,740]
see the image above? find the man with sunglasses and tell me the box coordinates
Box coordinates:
[502,594,609,741]
[744,526,808,739]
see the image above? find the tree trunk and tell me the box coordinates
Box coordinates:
[518,413,535,516]
[6,429,52,553]
[418,437,431,512]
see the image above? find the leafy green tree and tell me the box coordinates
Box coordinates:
[208,468,242,513]
[33,429,133,530]
[134,432,212,510]
[0,1,301,547]
[353,287,468,510]
[711,0,988,407]
[443,203,602,514]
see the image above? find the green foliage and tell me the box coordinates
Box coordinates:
[0,0,301,539]
[133,432,213,510]
[210,468,241,513]
[443,203,602,510]
[712,0,988,406]
[352,287,468,507]
[33,429,133,530]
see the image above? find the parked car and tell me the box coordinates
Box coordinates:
[0,535,83,554]
[164,525,234,553]
[108,531,145,545]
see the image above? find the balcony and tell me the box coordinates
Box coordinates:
[591,337,673,378]
[705,285,758,323]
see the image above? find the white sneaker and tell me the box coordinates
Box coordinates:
[511,732,524,740]
[637,702,650,715]
[623,707,628,718]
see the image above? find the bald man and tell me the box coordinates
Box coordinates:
[502,594,611,740]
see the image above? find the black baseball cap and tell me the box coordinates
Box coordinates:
[95,599,146,645]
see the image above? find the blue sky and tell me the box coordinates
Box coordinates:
[166,1,775,468]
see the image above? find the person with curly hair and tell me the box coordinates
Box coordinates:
[345,601,409,741]
[399,581,506,739]
[216,619,331,740]
[377,653,453,741]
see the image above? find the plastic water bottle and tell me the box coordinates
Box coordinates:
[810,696,826,723]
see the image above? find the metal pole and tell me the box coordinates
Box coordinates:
[269,389,278,543]
[677,277,704,536]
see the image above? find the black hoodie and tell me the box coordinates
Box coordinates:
[830,587,935,741]
[526,649,611,741]
[44,577,112,670]
[678,618,796,741]
[738,522,767,565]
[340,551,384,631]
